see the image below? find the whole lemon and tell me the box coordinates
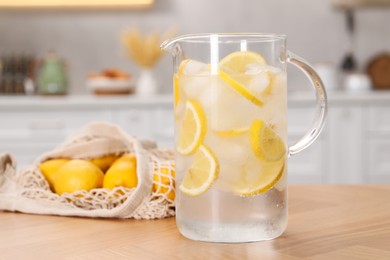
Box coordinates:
[110,153,136,167]
[153,162,176,201]
[54,159,104,195]
[103,159,137,190]
[89,154,119,172]
[39,158,70,191]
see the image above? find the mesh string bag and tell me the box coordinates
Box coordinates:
[0,122,175,219]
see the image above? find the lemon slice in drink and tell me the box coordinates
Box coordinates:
[179,145,219,196]
[218,51,267,107]
[176,99,207,155]
[178,59,190,75]
[232,159,285,196]
[250,119,286,161]
[220,51,266,74]
[215,127,249,138]
[173,74,180,107]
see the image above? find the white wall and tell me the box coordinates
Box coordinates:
[0,0,389,94]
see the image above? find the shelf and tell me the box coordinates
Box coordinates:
[2,91,390,110]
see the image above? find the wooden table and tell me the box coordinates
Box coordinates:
[1,185,390,259]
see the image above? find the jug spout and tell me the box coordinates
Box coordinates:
[160,36,182,53]
[160,40,171,52]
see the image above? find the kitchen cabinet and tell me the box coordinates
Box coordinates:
[287,92,390,184]
[0,92,389,183]
[287,104,329,183]
[366,105,390,182]
[0,96,173,168]
[327,106,365,183]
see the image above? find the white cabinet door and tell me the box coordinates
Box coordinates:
[368,139,390,182]
[150,108,174,148]
[368,106,390,134]
[287,106,329,183]
[366,106,390,182]
[114,109,152,140]
[287,137,328,183]
[0,137,58,168]
[328,106,365,183]
[0,110,113,138]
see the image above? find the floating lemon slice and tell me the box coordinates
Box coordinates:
[250,119,286,161]
[173,74,180,107]
[179,144,219,196]
[220,51,266,73]
[178,59,189,75]
[218,51,268,107]
[215,127,249,138]
[176,99,207,155]
[232,159,285,196]
[218,70,264,107]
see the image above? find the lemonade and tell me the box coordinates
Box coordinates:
[174,51,288,242]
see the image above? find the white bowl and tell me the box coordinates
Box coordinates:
[86,77,135,95]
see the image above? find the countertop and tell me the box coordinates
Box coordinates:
[1,185,390,259]
[1,90,390,110]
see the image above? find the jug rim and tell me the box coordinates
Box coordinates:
[161,33,287,50]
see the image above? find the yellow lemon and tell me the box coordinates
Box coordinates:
[39,158,70,191]
[214,127,249,138]
[89,154,119,172]
[153,162,176,201]
[179,145,219,196]
[173,74,180,108]
[176,99,207,155]
[54,159,104,195]
[220,51,266,74]
[232,159,285,196]
[111,153,137,167]
[249,119,286,162]
[218,51,268,107]
[103,159,137,190]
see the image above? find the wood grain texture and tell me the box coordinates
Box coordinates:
[0,185,389,259]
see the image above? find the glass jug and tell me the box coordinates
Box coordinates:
[161,33,327,243]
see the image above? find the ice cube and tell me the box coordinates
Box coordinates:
[246,62,269,74]
[180,75,209,100]
[196,77,222,112]
[179,60,210,100]
[259,72,288,139]
[247,72,271,97]
[247,63,282,75]
[206,133,251,166]
[207,77,259,132]
[215,160,242,192]
[266,65,282,75]
[181,59,209,75]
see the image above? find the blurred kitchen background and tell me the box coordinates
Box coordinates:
[1,0,389,94]
[0,0,389,183]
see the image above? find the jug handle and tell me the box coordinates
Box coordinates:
[287,51,328,156]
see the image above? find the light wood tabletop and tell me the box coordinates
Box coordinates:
[1,185,390,259]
